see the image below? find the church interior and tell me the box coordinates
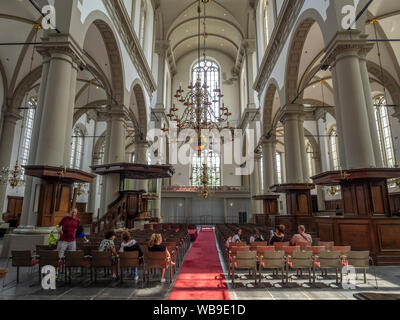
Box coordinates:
[0,0,400,301]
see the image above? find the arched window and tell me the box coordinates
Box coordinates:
[276,152,282,184]
[191,149,221,187]
[139,0,147,47]
[329,127,340,170]
[374,95,396,167]
[20,97,37,167]
[192,59,221,121]
[70,127,84,169]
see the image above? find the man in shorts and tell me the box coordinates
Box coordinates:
[56,208,80,258]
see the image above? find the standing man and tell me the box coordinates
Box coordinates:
[56,208,80,258]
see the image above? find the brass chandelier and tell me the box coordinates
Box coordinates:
[166,0,231,198]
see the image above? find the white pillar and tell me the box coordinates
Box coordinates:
[328,42,376,169]
[134,140,149,192]
[250,154,262,219]
[359,46,384,168]
[0,112,21,215]
[64,65,78,166]
[104,107,126,212]
[297,114,309,182]
[281,105,305,183]
[262,138,277,192]
[35,51,76,166]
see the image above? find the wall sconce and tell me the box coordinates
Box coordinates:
[229,202,234,207]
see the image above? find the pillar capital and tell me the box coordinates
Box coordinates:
[3,111,22,125]
[36,34,84,68]
[241,39,256,55]
[280,104,305,122]
[154,40,171,56]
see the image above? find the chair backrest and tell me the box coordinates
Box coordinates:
[91,251,113,268]
[234,251,257,269]
[0,269,7,280]
[11,251,33,267]
[250,241,268,247]
[38,250,59,267]
[273,242,290,248]
[229,242,247,248]
[282,246,300,256]
[230,246,250,256]
[332,246,351,256]
[305,246,326,255]
[318,241,334,250]
[119,251,141,268]
[291,250,313,268]
[260,250,285,268]
[36,245,52,253]
[145,251,169,269]
[65,251,85,267]
[347,251,370,268]
[319,250,341,268]
[251,246,274,255]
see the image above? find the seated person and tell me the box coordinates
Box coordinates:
[225,235,233,250]
[250,229,264,243]
[148,233,171,283]
[119,231,143,281]
[231,229,242,243]
[269,225,289,245]
[290,225,312,246]
[99,231,119,280]
[75,225,89,242]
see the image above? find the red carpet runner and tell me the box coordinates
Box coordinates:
[168,229,230,300]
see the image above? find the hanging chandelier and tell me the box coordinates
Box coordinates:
[166,0,231,198]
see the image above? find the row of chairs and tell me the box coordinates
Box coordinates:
[9,249,177,286]
[229,247,370,285]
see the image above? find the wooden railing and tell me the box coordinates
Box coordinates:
[90,194,127,235]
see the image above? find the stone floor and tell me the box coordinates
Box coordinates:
[1,236,400,300]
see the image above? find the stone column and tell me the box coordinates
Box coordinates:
[104,106,127,212]
[327,40,376,169]
[244,39,257,109]
[100,118,111,216]
[313,153,326,211]
[281,105,306,183]
[297,113,309,182]
[134,140,150,192]
[88,155,101,216]
[262,138,277,192]
[154,40,169,109]
[359,45,384,168]
[250,154,262,219]
[0,112,22,215]
[63,64,78,166]
[35,50,77,166]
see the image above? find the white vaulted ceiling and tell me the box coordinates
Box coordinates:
[160,0,251,62]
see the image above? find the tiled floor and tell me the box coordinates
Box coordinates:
[1,236,400,300]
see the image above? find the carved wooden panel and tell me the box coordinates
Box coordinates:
[355,185,368,216]
[317,223,334,241]
[376,224,400,252]
[338,223,371,249]
[342,185,355,215]
[297,193,309,215]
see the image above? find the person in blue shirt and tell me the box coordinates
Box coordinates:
[75,225,88,242]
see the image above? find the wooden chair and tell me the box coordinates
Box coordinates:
[11,250,39,284]
[305,246,326,257]
[332,246,351,257]
[228,246,249,277]
[38,250,62,283]
[251,246,275,259]
[315,250,342,284]
[90,251,113,283]
[65,251,90,284]
[249,241,268,247]
[347,251,370,284]
[145,251,173,283]
[259,250,285,284]
[165,241,178,267]
[318,241,334,250]
[119,251,144,284]
[273,242,290,249]
[231,251,258,284]
[286,250,314,283]
[281,246,300,258]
